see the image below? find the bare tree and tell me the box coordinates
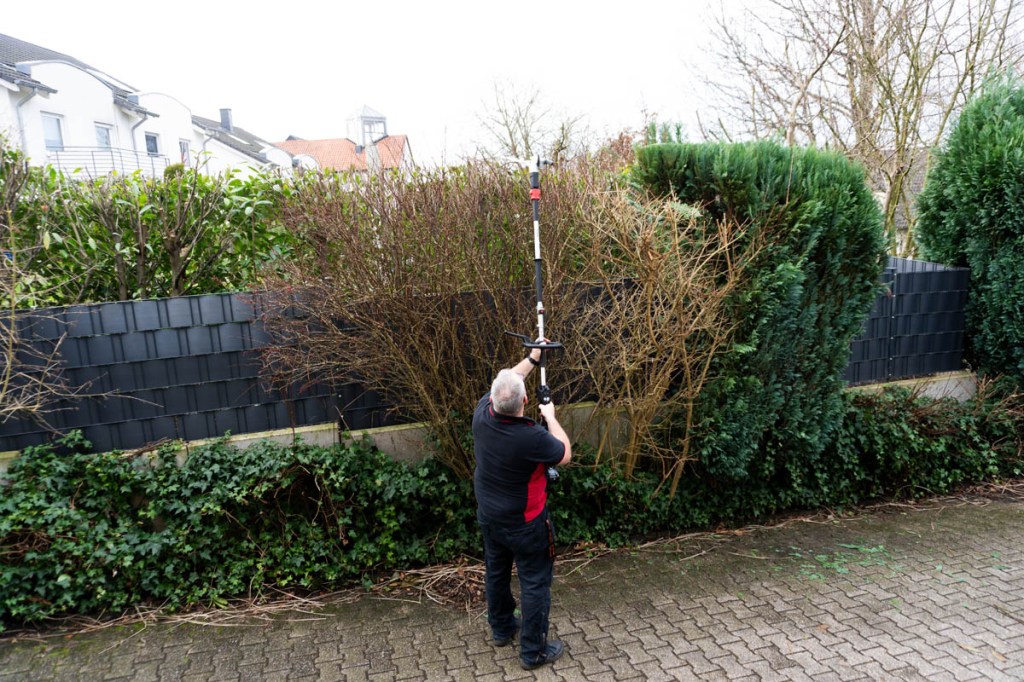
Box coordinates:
[0,143,84,426]
[477,82,588,164]
[0,258,84,425]
[1,175,77,421]
[259,161,606,478]
[702,0,1022,254]
[564,193,762,497]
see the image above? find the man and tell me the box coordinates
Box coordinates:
[472,343,572,671]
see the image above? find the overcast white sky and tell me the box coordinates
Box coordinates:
[4,0,752,164]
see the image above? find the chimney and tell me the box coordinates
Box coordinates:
[220,108,233,132]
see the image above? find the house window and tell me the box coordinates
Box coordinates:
[179,140,190,163]
[41,113,64,151]
[95,124,113,149]
[144,132,159,156]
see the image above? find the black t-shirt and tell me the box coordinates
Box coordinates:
[472,392,566,526]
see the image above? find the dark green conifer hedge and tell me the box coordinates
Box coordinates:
[632,142,887,511]
[917,75,1024,384]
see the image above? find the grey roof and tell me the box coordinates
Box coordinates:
[107,84,154,116]
[351,104,385,120]
[0,63,56,93]
[192,115,276,164]
[0,32,95,71]
[0,32,155,115]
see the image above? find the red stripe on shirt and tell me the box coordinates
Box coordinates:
[524,464,547,522]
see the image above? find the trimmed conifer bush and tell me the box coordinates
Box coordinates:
[632,142,887,508]
[917,74,1024,384]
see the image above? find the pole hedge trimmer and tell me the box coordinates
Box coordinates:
[505,155,563,477]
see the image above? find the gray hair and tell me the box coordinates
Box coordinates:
[490,369,526,416]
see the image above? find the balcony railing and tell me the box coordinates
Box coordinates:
[47,146,172,178]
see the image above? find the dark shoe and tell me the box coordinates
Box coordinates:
[493,631,515,647]
[493,616,521,647]
[520,640,565,670]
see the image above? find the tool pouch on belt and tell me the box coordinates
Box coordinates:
[545,517,556,560]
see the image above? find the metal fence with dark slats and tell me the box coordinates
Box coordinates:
[1,257,971,452]
[843,257,969,385]
[1,293,394,453]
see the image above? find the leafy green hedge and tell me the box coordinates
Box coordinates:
[3,384,1020,631]
[0,437,476,630]
[917,74,1024,384]
[632,142,887,489]
[2,136,298,306]
[553,384,1023,541]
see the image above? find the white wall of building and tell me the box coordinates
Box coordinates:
[136,94,280,176]
[193,137,263,177]
[0,82,24,145]
[2,60,290,177]
[263,146,292,169]
[135,92,192,164]
[12,62,136,164]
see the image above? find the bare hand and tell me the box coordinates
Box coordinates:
[531,337,551,362]
[538,402,556,422]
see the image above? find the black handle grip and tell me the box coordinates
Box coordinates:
[504,331,563,351]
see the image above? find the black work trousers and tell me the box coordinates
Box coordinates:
[479,508,555,662]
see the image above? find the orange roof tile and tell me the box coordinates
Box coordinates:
[375,136,409,168]
[273,136,408,172]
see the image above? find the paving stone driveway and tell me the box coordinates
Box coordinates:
[3,493,1024,681]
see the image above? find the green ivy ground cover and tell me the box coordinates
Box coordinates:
[1,384,1021,632]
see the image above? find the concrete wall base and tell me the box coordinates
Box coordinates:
[0,371,981,473]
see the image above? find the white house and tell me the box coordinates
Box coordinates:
[0,33,292,177]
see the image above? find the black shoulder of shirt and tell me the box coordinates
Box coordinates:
[481,393,538,427]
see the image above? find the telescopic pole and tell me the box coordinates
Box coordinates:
[506,155,563,481]
[505,155,562,405]
[530,156,554,404]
